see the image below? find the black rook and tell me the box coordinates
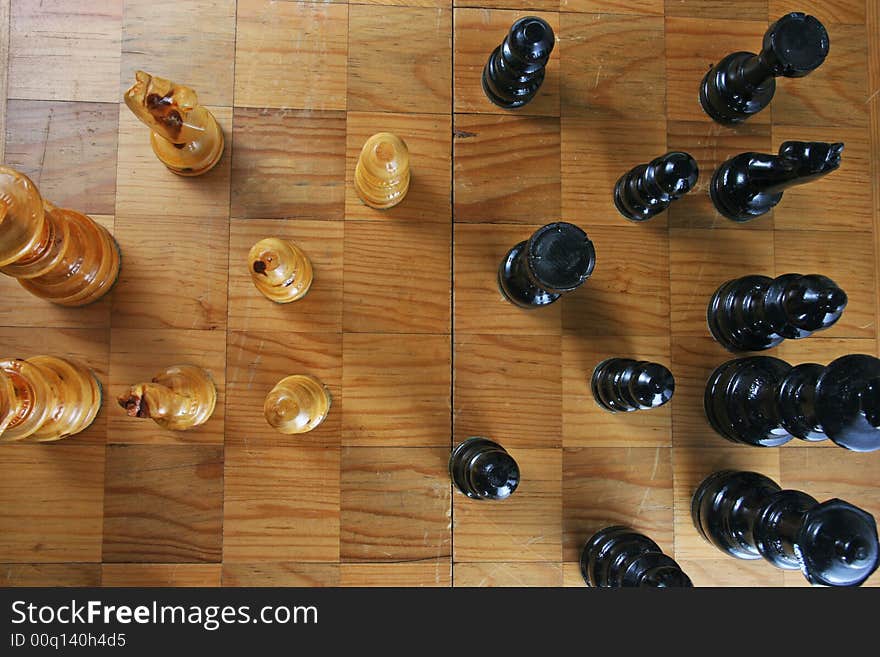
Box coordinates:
[449,437,520,500]
[580,526,692,588]
[591,358,675,413]
[482,16,555,109]
[613,152,699,222]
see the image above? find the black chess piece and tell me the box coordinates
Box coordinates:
[613,152,699,222]
[498,222,595,309]
[710,141,843,222]
[692,470,879,586]
[482,16,555,109]
[449,437,520,500]
[591,358,675,413]
[708,273,847,352]
[704,354,880,452]
[700,12,830,124]
[580,526,692,588]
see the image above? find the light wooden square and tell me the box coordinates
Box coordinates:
[341,561,451,587]
[454,334,562,448]
[562,335,672,448]
[0,564,101,587]
[453,562,563,586]
[103,444,223,562]
[345,112,452,223]
[102,564,221,587]
[224,445,341,563]
[453,114,561,223]
[664,0,768,20]
[341,447,451,562]
[222,563,340,587]
[454,8,560,116]
[465,0,559,11]
[563,447,673,561]
[108,328,226,445]
[454,447,562,562]
[342,333,451,447]
[561,1,662,15]
[234,0,348,110]
[770,1,864,26]
[676,558,784,587]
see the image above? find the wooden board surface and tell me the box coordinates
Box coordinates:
[1,0,879,588]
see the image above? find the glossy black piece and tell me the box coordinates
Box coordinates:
[704,354,880,452]
[498,222,595,309]
[710,141,843,222]
[482,16,555,109]
[700,13,829,124]
[613,152,699,222]
[707,273,847,352]
[449,437,520,500]
[591,358,675,413]
[692,470,879,586]
[580,526,692,588]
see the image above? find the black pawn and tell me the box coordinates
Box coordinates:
[708,273,847,352]
[498,222,595,309]
[581,527,691,588]
[449,437,520,500]
[613,152,699,222]
[710,141,843,222]
[591,358,674,413]
[705,354,880,451]
[700,12,829,124]
[482,16,555,109]
[692,470,879,587]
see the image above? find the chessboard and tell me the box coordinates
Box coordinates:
[0,0,878,588]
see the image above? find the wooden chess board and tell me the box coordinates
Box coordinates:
[0,0,878,588]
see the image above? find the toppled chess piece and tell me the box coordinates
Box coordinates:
[498,222,595,308]
[591,358,675,413]
[118,364,217,431]
[705,354,880,452]
[693,470,879,586]
[354,132,411,210]
[449,437,519,500]
[708,273,847,352]
[0,356,102,442]
[613,152,699,222]
[482,16,555,109]
[700,12,830,124]
[581,526,692,588]
[0,166,121,306]
[124,70,224,176]
[264,374,331,434]
[248,238,313,304]
[710,141,843,222]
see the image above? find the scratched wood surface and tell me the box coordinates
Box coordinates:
[0,0,878,588]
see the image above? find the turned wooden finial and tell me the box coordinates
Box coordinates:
[264,374,331,434]
[354,132,411,210]
[0,166,121,306]
[117,364,216,431]
[0,356,102,442]
[124,70,224,176]
[248,237,313,304]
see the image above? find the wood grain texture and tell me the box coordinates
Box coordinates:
[562,0,662,16]
[340,561,451,586]
[0,0,8,162]
[102,564,221,587]
[664,0,767,20]
[454,562,563,586]
[868,0,879,357]
[0,564,102,587]
[222,563,340,587]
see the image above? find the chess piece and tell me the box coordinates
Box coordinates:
[248,238,313,303]
[354,133,410,210]
[708,273,847,352]
[264,374,331,434]
[613,152,699,222]
[710,141,843,222]
[700,13,830,124]
[124,70,224,176]
[0,167,121,306]
[0,356,101,442]
[449,437,519,500]
[591,358,674,413]
[118,364,216,431]
[580,527,692,588]
[705,354,880,452]
[692,470,879,586]
[482,16,555,109]
[498,222,595,308]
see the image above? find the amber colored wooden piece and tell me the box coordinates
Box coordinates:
[0,166,121,306]
[0,355,101,442]
[264,374,331,434]
[124,70,224,176]
[354,132,411,210]
[117,364,217,431]
[248,237,313,304]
